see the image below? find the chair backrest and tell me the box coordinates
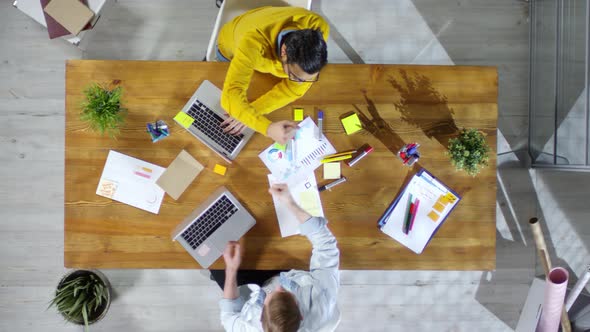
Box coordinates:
[205,0,312,61]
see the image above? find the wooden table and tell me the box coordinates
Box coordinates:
[65,60,497,270]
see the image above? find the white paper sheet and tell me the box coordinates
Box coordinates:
[259,117,336,182]
[268,172,324,237]
[96,150,165,214]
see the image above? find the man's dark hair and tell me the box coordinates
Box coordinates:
[281,29,328,74]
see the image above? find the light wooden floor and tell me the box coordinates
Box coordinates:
[2,0,589,331]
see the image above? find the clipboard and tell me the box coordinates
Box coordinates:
[377,168,461,254]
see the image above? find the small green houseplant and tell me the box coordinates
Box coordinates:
[447,128,490,176]
[81,83,126,137]
[49,270,111,331]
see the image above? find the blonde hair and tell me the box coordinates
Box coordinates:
[261,292,302,332]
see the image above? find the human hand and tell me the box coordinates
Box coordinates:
[266,121,299,145]
[223,241,242,273]
[220,115,247,135]
[268,184,295,206]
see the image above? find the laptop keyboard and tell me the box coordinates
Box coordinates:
[181,195,239,250]
[186,100,244,154]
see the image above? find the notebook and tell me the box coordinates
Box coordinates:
[156,150,204,200]
[96,151,165,214]
[43,0,94,36]
[40,0,93,39]
[378,169,461,254]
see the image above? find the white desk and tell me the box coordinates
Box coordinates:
[13,0,106,46]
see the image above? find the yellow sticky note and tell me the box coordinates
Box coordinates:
[444,192,458,203]
[341,113,362,135]
[433,202,445,213]
[213,164,227,176]
[299,191,322,216]
[323,162,341,180]
[437,195,450,206]
[273,143,286,151]
[428,210,439,222]
[293,108,304,121]
[174,112,194,129]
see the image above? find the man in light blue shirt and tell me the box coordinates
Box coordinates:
[218,184,340,332]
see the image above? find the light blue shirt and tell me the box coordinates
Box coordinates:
[219,217,341,332]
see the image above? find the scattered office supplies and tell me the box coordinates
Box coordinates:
[317,110,324,140]
[293,108,304,121]
[96,150,165,214]
[43,0,94,36]
[259,117,336,182]
[378,169,461,254]
[346,144,373,166]
[268,173,324,237]
[340,112,363,135]
[156,150,203,200]
[174,80,254,163]
[213,164,227,176]
[323,162,341,180]
[170,186,256,268]
[318,176,347,192]
[147,120,170,142]
[397,143,420,166]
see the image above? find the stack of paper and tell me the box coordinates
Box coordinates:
[260,117,335,237]
[96,151,165,214]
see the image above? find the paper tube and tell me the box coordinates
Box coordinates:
[529,217,571,332]
[565,265,590,312]
[537,267,569,332]
[530,218,552,274]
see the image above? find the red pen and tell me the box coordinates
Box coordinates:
[346,144,374,166]
[409,198,420,231]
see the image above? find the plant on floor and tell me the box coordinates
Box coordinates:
[447,128,490,176]
[49,270,111,332]
[81,83,126,137]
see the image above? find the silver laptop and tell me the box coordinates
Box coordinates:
[171,186,256,268]
[175,80,254,163]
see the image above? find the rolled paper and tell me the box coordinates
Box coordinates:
[565,265,590,312]
[529,218,571,332]
[537,267,569,332]
[530,217,552,274]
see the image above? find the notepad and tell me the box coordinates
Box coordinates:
[341,113,363,135]
[378,169,461,254]
[156,150,203,200]
[323,162,341,179]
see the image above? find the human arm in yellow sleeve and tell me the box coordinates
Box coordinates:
[220,37,273,135]
[250,79,313,115]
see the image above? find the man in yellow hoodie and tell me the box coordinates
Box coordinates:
[216,6,329,145]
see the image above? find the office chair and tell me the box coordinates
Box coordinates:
[205,0,312,61]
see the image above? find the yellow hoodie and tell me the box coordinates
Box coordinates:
[217,7,329,135]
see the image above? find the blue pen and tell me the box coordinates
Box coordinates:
[317,110,324,140]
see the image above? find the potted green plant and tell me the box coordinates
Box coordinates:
[81,83,126,137]
[447,128,490,176]
[49,270,111,331]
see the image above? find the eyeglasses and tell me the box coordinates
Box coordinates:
[284,63,320,83]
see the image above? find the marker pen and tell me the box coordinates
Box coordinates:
[318,176,347,192]
[317,110,324,140]
[346,144,374,166]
